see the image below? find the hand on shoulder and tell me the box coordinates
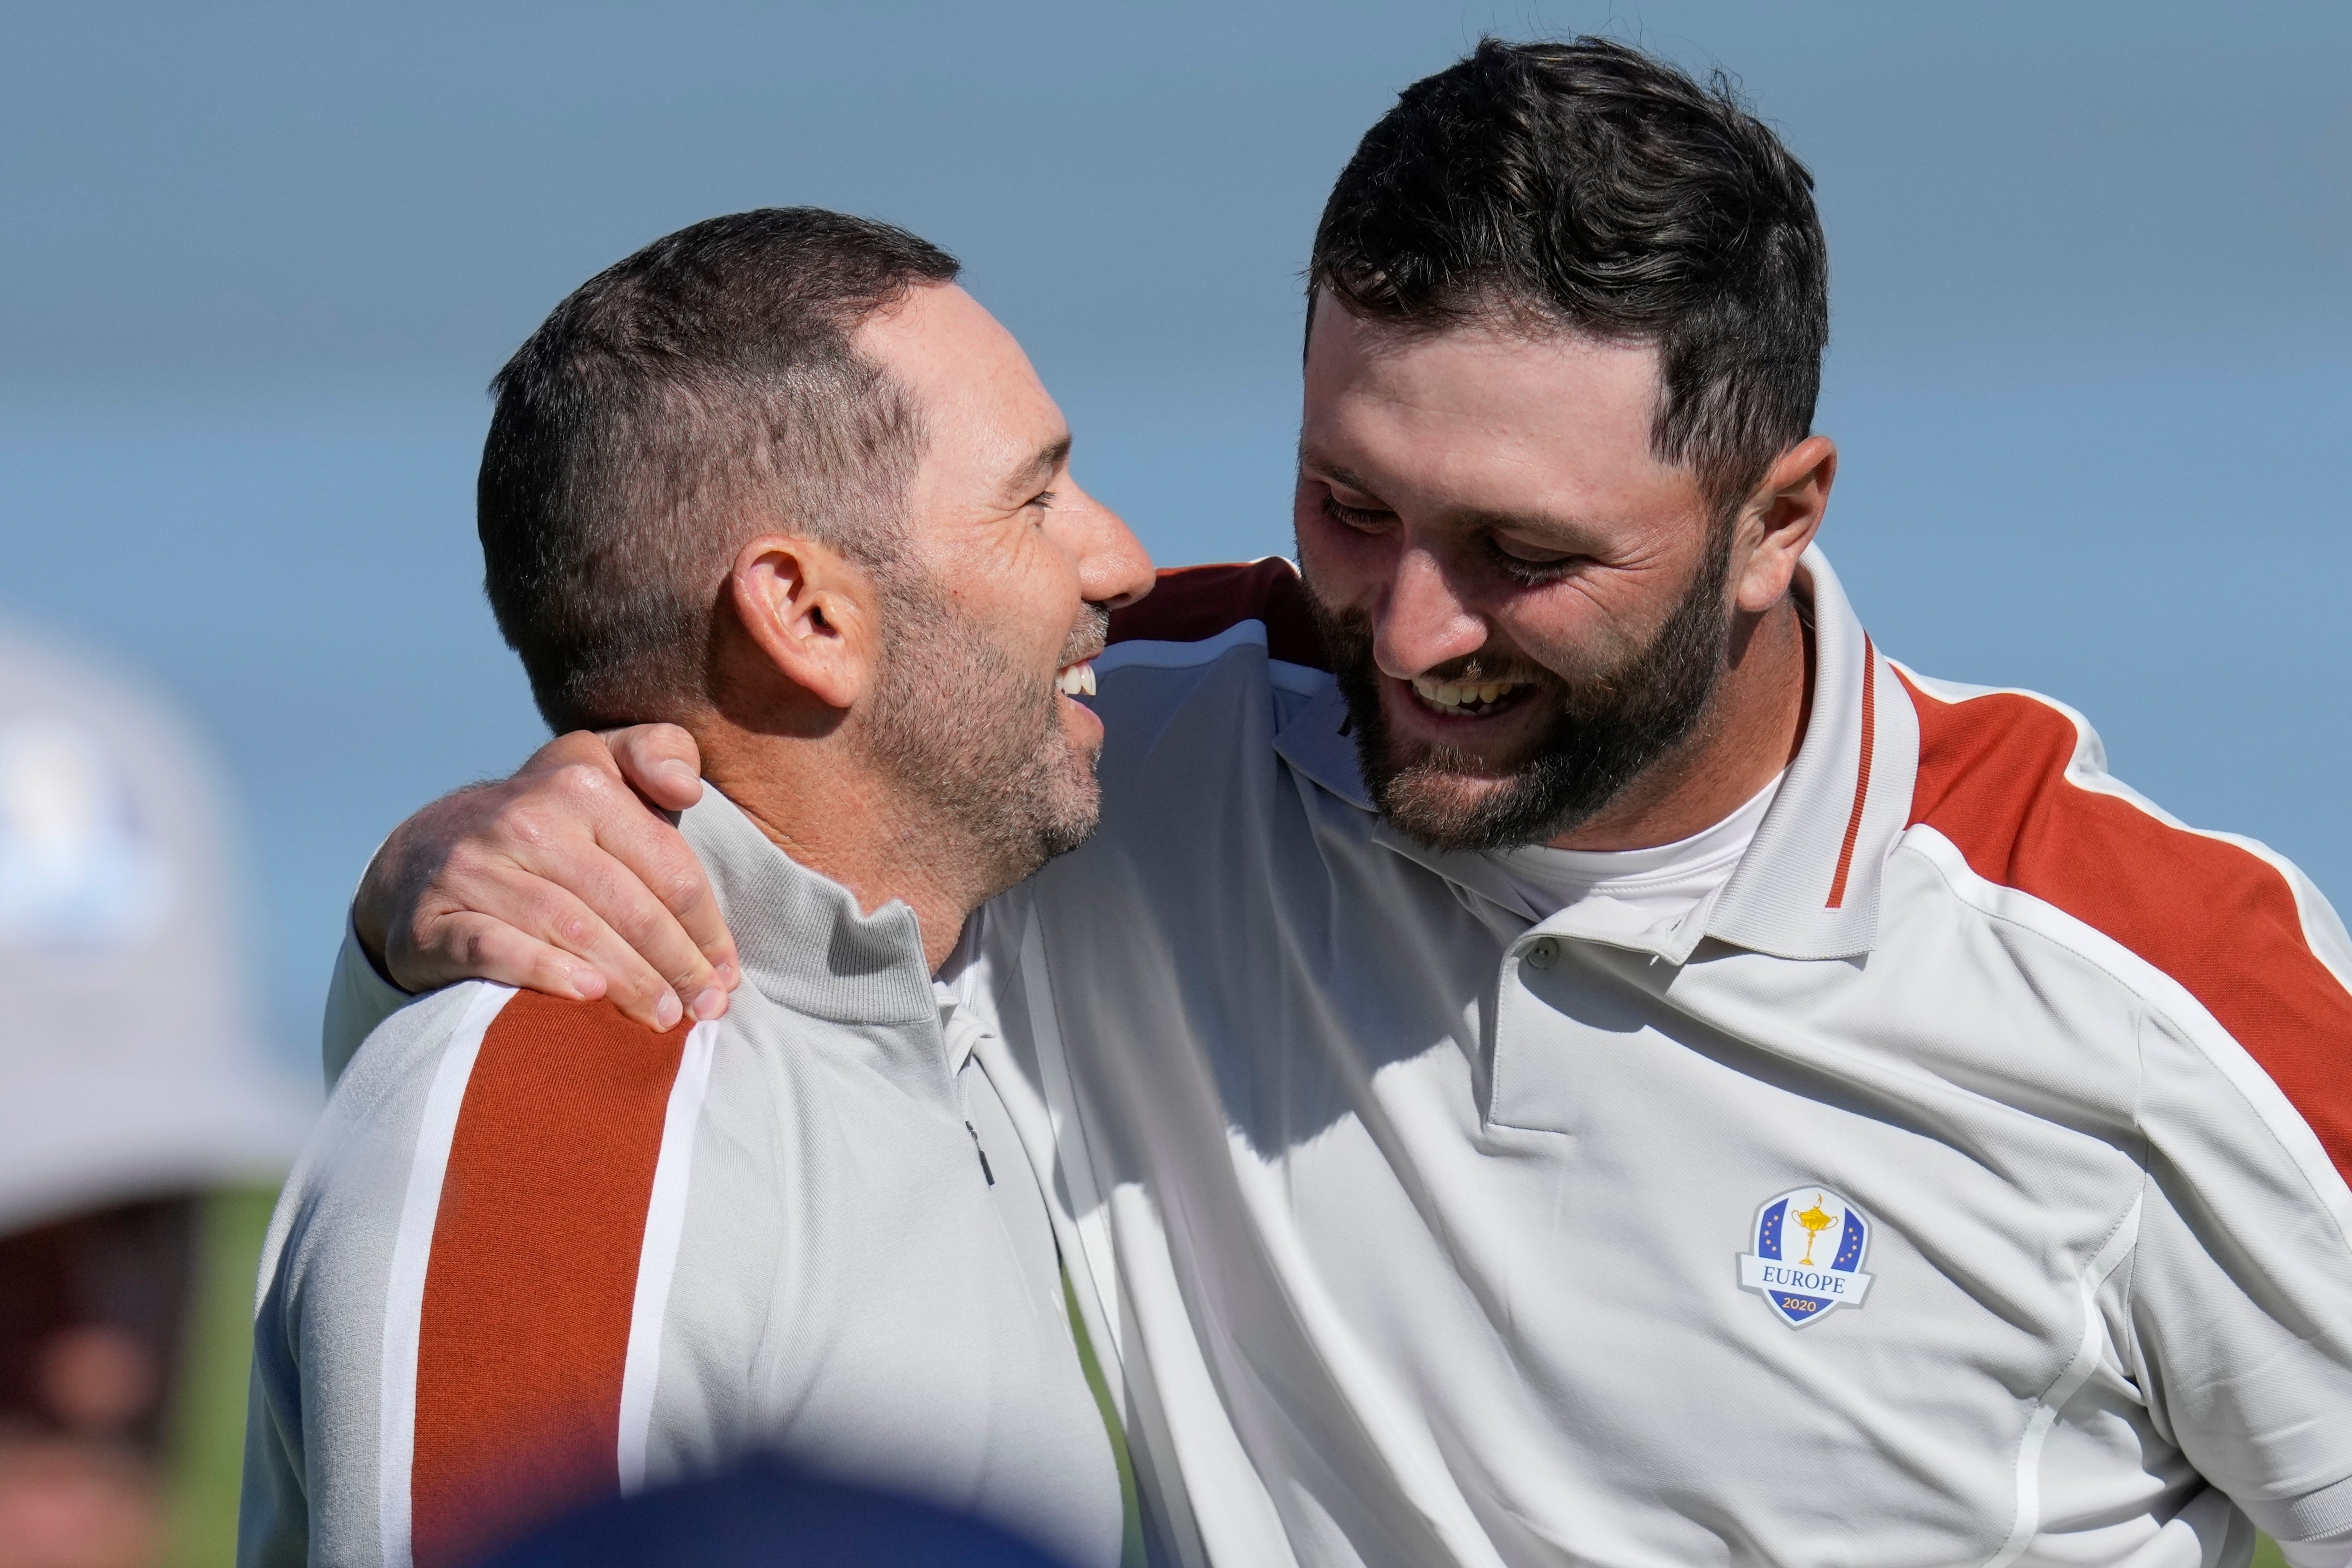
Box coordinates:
[352,724,740,1030]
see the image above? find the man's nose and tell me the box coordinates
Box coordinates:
[1374,546,1486,678]
[1064,485,1155,610]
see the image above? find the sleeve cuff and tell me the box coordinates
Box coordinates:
[2250,1472,2352,1568]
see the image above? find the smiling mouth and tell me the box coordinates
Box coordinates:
[1407,673,1529,719]
[1056,660,1098,697]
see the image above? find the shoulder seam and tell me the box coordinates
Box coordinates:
[1897,665,2352,1192]
[1898,827,2352,1250]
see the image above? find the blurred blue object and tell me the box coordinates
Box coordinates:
[478,1459,1074,1568]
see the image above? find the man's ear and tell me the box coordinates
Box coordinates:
[728,534,878,711]
[1729,434,1837,614]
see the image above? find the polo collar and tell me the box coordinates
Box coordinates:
[1269,546,1916,963]
[679,789,938,1026]
[1274,679,1375,812]
[1703,548,1916,961]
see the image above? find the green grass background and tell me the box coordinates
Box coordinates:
[162,1186,275,1568]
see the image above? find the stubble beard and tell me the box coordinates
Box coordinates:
[862,569,1106,895]
[1313,526,1736,854]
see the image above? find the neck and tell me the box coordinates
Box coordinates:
[697,728,983,975]
[1546,592,1813,852]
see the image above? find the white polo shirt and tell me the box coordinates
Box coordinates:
[324,549,2352,1568]
[949,546,2352,1568]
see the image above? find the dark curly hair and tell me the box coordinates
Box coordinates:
[1311,38,1829,518]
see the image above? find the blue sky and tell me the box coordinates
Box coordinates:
[3,1,2345,1071]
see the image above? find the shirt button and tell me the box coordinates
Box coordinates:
[1524,938,1560,970]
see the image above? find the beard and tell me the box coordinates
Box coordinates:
[1312,527,1735,854]
[861,569,1107,889]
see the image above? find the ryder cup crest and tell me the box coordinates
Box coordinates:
[1738,1186,1874,1328]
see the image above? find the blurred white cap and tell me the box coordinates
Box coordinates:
[0,624,313,1235]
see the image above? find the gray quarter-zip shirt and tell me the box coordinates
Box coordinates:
[244,788,1124,1568]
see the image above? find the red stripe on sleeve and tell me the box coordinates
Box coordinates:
[410,992,689,1568]
[1109,560,1330,670]
[1900,670,2352,1186]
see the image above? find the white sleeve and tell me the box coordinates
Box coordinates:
[321,911,412,1088]
[234,1352,308,1568]
[241,983,494,1566]
[2130,1006,2352,1554]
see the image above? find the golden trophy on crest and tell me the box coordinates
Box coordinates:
[1794,1195,1836,1266]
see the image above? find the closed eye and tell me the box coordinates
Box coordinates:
[1487,535,1582,584]
[1321,494,1394,531]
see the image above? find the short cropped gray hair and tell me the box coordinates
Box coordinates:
[478,208,961,732]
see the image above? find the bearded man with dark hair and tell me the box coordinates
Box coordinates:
[331,39,2352,1568]
[1304,39,1827,856]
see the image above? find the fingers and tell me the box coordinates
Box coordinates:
[579,761,742,1005]
[355,729,741,1030]
[604,723,706,812]
[439,764,733,1028]
[533,726,740,1007]
[498,756,736,1013]
[391,912,611,1006]
[513,727,635,791]
[530,834,730,1028]
[402,856,702,1031]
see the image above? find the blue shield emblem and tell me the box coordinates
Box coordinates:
[1738,1187,1875,1328]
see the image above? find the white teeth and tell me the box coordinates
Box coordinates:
[1409,674,1522,714]
[1057,661,1097,698]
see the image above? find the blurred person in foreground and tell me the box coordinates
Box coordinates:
[0,627,309,1568]
[478,1458,1078,1568]
[239,211,1153,1568]
[330,40,2352,1568]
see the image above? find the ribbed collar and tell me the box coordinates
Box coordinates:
[680,788,938,1026]
[1270,546,1915,964]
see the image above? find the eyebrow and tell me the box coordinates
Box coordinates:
[1306,454,1383,500]
[1305,451,1589,541]
[1007,432,1072,494]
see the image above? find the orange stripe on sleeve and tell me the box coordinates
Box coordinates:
[410,992,689,1568]
[1900,670,2352,1187]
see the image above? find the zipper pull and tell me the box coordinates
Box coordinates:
[964,1121,995,1187]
